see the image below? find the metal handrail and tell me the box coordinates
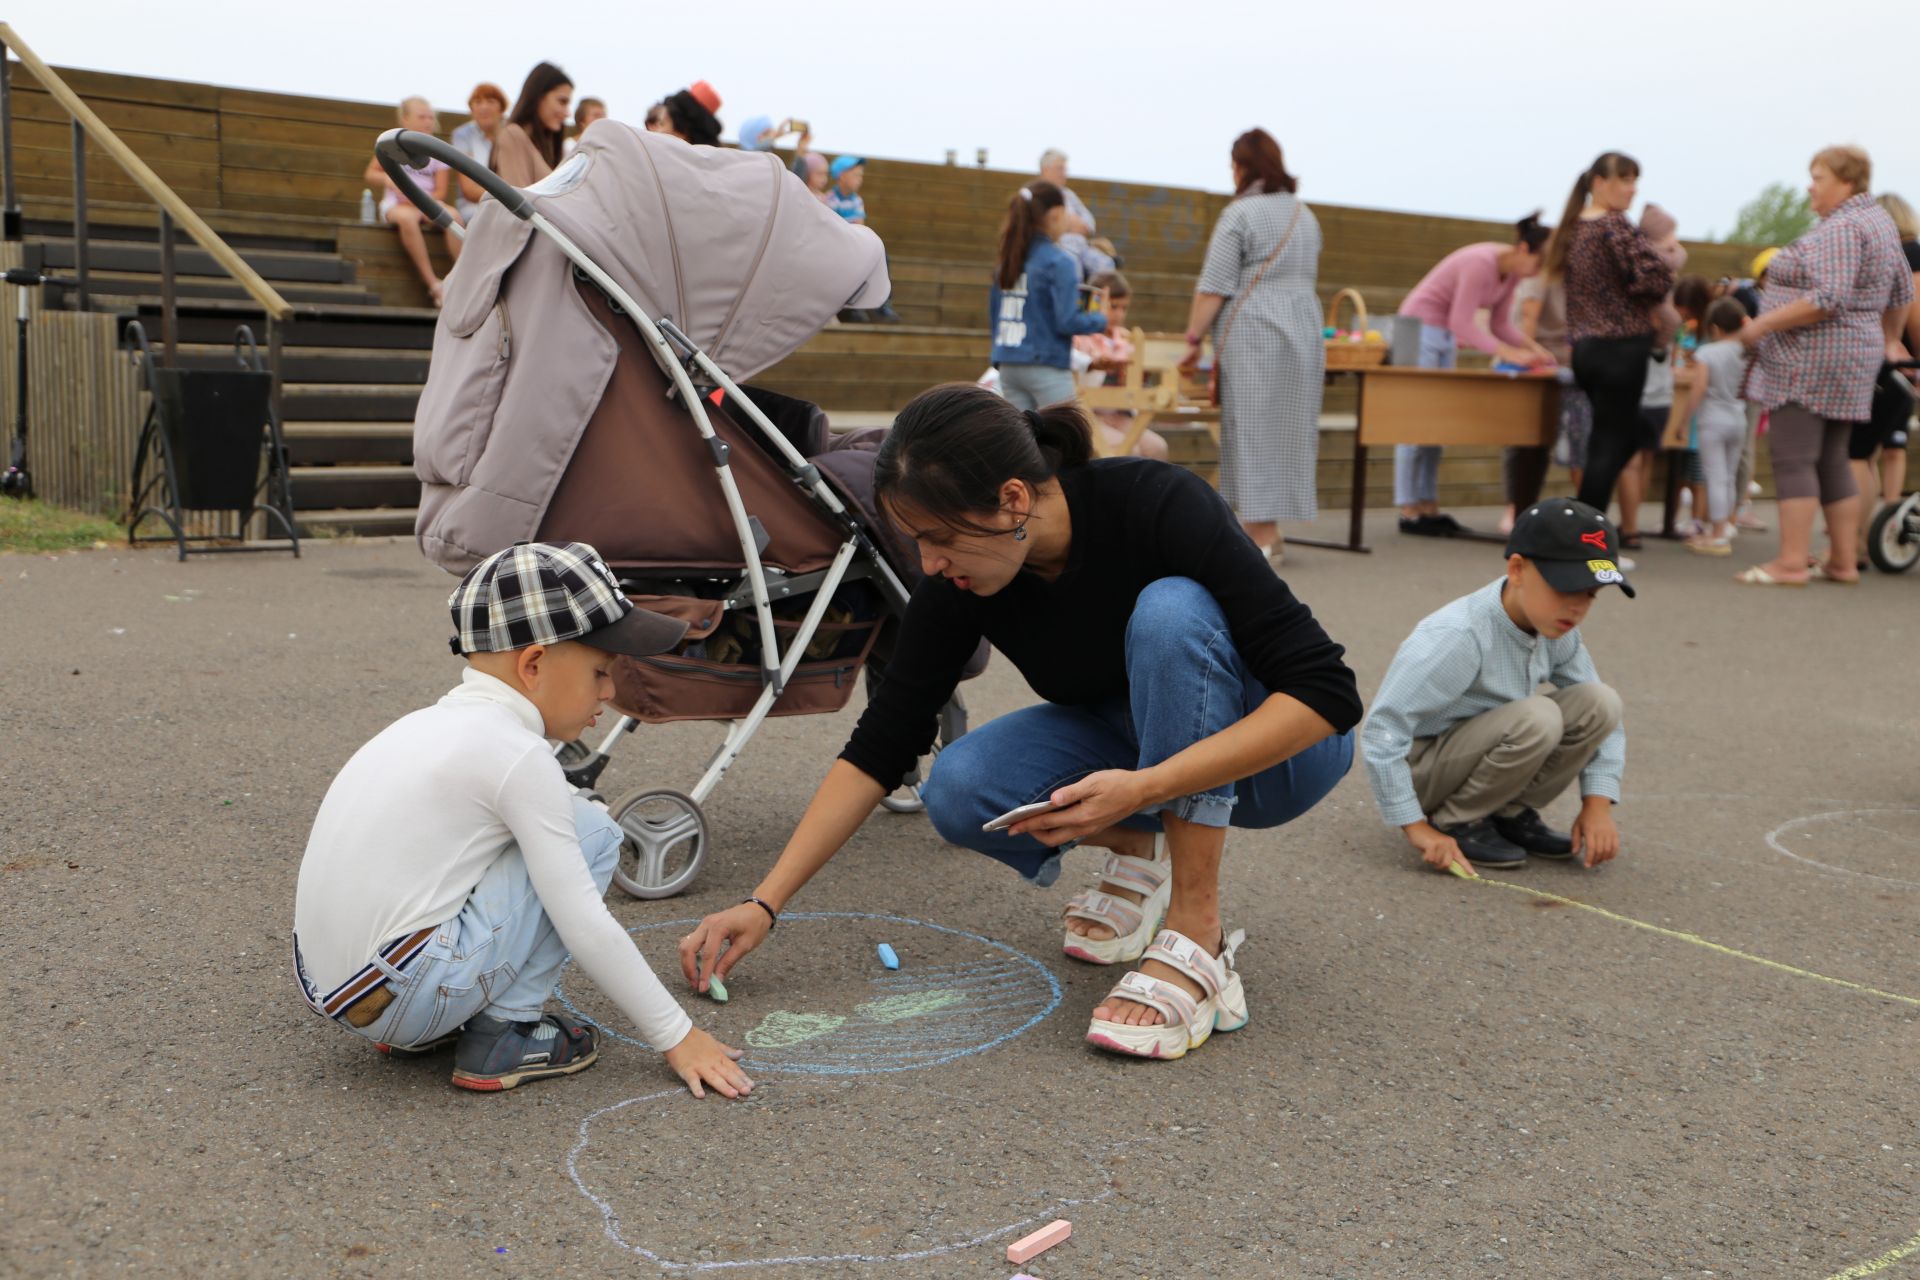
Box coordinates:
[0,24,294,327]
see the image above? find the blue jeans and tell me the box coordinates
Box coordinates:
[999,363,1078,411]
[346,796,623,1049]
[921,577,1355,885]
[1394,323,1457,506]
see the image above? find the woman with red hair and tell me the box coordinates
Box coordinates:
[1182,129,1323,565]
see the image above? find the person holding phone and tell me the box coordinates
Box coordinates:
[679,386,1361,1062]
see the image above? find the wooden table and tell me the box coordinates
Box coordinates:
[1304,364,1560,554]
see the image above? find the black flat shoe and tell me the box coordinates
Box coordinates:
[1490,807,1575,858]
[1439,818,1527,868]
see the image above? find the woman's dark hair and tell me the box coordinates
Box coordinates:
[1230,128,1297,195]
[1705,296,1748,335]
[664,89,722,146]
[1514,210,1550,254]
[1673,274,1714,326]
[995,181,1066,290]
[874,383,1093,536]
[501,62,573,172]
[1543,151,1640,279]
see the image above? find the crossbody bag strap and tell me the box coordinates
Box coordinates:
[1216,197,1305,356]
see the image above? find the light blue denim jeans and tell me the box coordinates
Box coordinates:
[920,577,1355,885]
[998,362,1079,411]
[343,795,622,1049]
[1394,322,1458,506]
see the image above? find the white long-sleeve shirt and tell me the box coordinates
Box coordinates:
[1361,577,1626,829]
[293,668,691,1051]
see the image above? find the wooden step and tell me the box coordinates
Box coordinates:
[173,343,429,383]
[281,382,421,421]
[290,464,420,510]
[31,236,356,284]
[51,271,380,308]
[298,506,419,538]
[283,421,413,465]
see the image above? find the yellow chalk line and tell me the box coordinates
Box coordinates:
[1446,864,1920,1008]
[1823,1228,1920,1279]
[1445,865,1920,1276]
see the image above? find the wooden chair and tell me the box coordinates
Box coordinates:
[1077,329,1220,458]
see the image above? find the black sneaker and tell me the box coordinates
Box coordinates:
[1439,818,1527,869]
[1491,808,1576,859]
[451,1013,598,1092]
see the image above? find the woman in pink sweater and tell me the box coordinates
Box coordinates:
[1393,215,1556,535]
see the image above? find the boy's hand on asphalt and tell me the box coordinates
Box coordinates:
[679,902,772,991]
[1571,802,1620,869]
[664,1027,754,1100]
[1406,821,1473,876]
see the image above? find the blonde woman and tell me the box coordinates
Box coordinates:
[361,96,462,306]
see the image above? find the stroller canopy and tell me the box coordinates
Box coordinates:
[413,124,892,571]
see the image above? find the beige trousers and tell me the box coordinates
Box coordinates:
[1408,682,1623,828]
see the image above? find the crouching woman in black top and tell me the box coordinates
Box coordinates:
[679,385,1360,1061]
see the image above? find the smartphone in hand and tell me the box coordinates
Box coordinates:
[982,799,1061,833]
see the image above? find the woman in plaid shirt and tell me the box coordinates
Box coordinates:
[1735,146,1914,586]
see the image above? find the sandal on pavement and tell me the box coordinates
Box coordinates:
[1062,834,1169,965]
[1734,565,1805,587]
[1085,927,1249,1060]
[1806,562,1860,585]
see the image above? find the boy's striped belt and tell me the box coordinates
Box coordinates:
[293,927,437,1027]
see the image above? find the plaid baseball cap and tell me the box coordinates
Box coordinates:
[1505,500,1636,598]
[448,541,688,657]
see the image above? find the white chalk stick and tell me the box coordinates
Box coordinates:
[1006,1219,1070,1264]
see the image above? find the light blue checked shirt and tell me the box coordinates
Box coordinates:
[1362,577,1626,828]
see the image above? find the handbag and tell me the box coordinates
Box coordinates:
[1209,198,1305,407]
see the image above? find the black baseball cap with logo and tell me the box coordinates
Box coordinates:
[1504,500,1636,598]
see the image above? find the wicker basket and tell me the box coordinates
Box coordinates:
[1324,287,1388,369]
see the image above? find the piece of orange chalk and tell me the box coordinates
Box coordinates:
[1007,1219,1070,1264]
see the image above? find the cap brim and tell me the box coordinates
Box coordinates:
[581,605,690,657]
[1535,556,1635,599]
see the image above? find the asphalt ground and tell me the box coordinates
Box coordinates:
[1,504,1916,1279]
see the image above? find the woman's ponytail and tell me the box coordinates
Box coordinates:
[1514,209,1550,255]
[1027,401,1094,470]
[1543,172,1593,280]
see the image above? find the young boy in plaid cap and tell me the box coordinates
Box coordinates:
[294,541,752,1096]
[1362,501,1630,875]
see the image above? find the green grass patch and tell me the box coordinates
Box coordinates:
[0,499,123,553]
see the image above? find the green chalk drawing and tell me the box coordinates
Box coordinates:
[856,990,966,1023]
[744,1010,846,1049]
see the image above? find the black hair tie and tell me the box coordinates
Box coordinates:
[1023,408,1045,433]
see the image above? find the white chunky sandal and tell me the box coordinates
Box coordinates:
[1060,834,1169,965]
[1084,927,1248,1060]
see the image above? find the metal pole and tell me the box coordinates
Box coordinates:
[266,315,283,428]
[158,209,176,366]
[70,119,88,310]
[0,51,19,240]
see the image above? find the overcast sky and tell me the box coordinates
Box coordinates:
[15,0,1918,240]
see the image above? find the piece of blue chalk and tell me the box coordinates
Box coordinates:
[876,943,900,970]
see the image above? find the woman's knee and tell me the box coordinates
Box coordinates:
[921,739,993,848]
[1126,577,1221,649]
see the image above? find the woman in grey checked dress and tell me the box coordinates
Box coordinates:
[1183,128,1325,561]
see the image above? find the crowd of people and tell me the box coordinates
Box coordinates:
[313,89,1915,1093]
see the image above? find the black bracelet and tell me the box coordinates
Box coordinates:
[742,896,778,930]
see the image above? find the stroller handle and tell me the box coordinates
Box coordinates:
[374,128,534,227]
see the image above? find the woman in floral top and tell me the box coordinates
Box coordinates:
[1542,152,1676,532]
[1735,146,1914,586]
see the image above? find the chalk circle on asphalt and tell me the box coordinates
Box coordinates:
[567,1079,1120,1271]
[555,911,1064,1076]
[1765,808,1920,889]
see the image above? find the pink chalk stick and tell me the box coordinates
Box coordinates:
[1006,1219,1070,1264]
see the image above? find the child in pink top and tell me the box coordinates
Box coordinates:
[1072,271,1170,460]
[1393,215,1555,533]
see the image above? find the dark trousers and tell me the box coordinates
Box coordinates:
[1572,334,1655,516]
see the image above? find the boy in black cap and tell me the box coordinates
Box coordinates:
[1361,501,1630,873]
[294,542,753,1097]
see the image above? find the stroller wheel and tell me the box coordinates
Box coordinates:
[554,739,595,770]
[1868,494,1920,574]
[879,783,926,815]
[608,788,707,899]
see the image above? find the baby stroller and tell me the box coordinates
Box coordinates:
[377,124,982,900]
